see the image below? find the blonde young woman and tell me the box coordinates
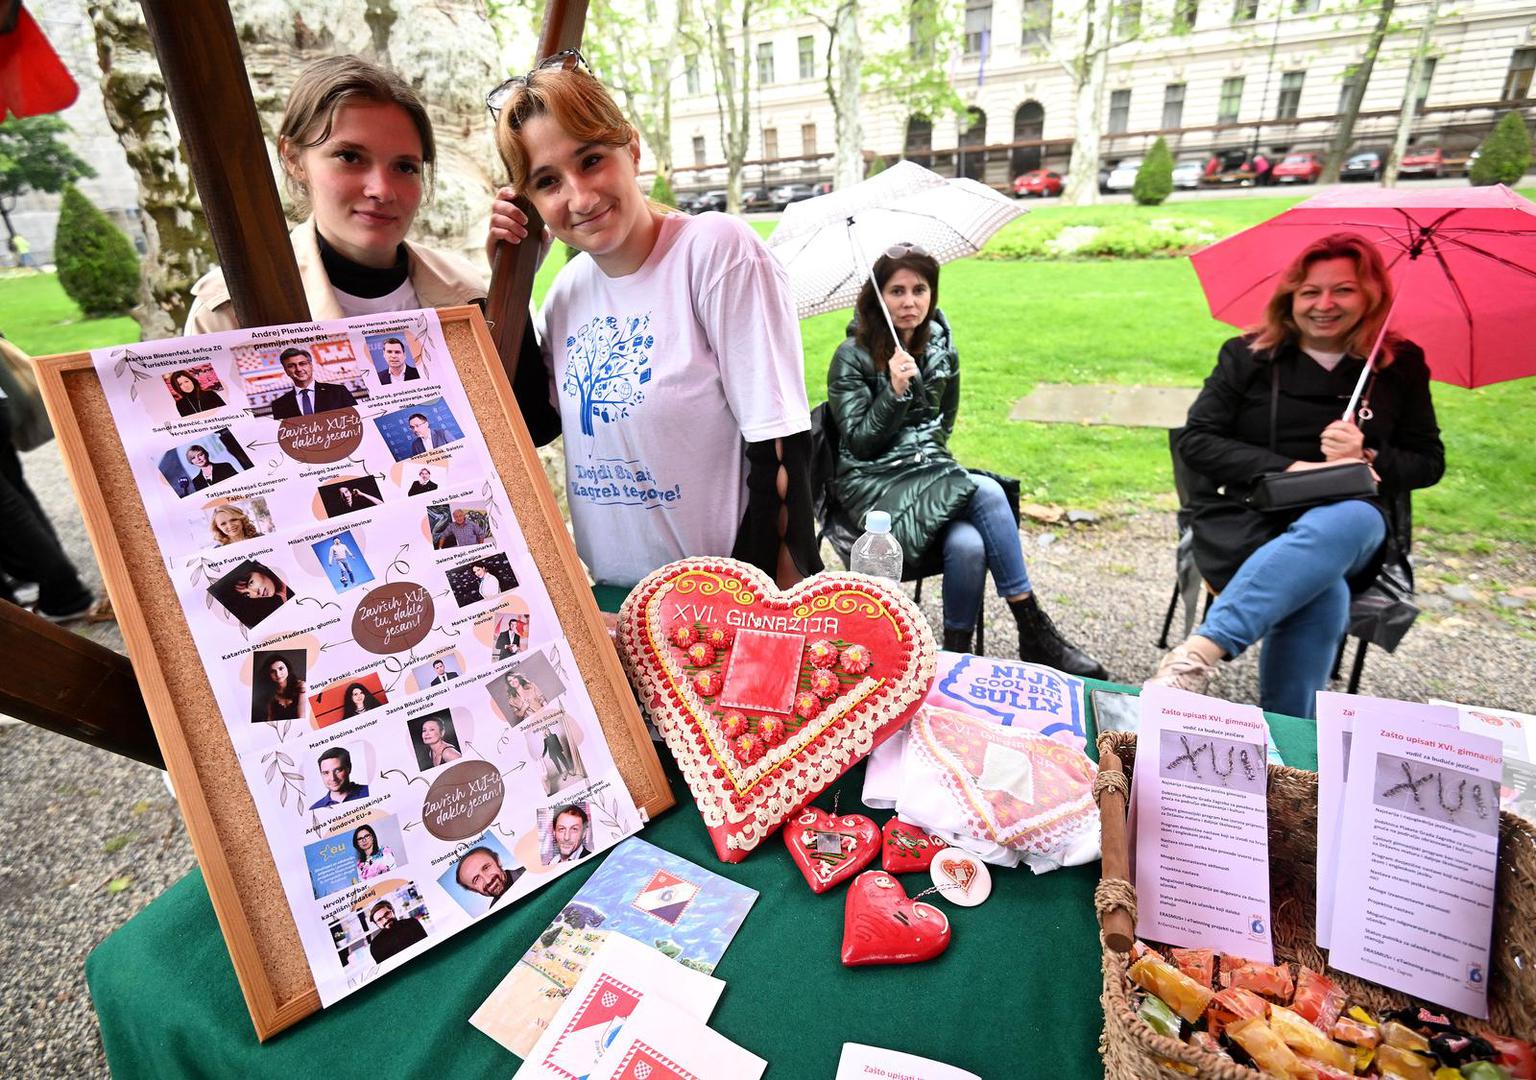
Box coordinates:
[209,504,261,546]
[487,52,819,590]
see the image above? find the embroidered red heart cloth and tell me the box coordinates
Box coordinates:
[618,559,936,862]
[784,807,880,893]
[880,817,947,874]
[841,871,952,966]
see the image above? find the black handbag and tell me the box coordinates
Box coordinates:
[1245,363,1377,512]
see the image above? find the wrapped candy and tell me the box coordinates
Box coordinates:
[1226,1017,1308,1079]
[1138,994,1182,1039]
[1384,1022,1434,1054]
[1486,1033,1536,1079]
[1269,1005,1355,1073]
[1331,1017,1382,1048]
[1376,1044,1435,1080]
[1460,1062,1515,1080]
[1221,957,1296,1001]
[1207,986,1269,1038]
[1128,954,1214,1023]
[1291,967,1346,1032]
[1189,1031,1233,1062]
[1130,940,1154,963]
[1171,947,1216,988]
[1298,1059,1355,1080]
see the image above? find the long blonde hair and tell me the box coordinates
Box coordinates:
[210,504,260,545]
[1248,232,1399,367]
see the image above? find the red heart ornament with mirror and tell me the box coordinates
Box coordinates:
[784,807,881,893]
[618,559,937,863]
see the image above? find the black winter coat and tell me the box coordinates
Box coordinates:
[1177,336,1445,592]
[826,310,976,564]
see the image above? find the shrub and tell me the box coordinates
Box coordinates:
[1469,111,1532,187]
[866,154,888,178]
[649,172,678,208]
[54,184,139,317]
[1132,137,1175,206]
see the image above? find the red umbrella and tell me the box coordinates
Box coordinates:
[0,2,78,119]
[1192,185,1536,391]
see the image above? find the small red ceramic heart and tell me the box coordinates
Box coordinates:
[881,817,946,874]
[841,871,952,967]
[784,807,880,893]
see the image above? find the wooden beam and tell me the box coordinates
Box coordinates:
[484,0,591,379]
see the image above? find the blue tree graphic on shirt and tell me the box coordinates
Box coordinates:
[563,314,654,437]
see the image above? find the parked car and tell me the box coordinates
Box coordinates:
[770,182,816,209]
[1201,149,1256,187]
[1012,169,1063,197]
[1104,157,1144,192]
[810,181,834,196]
[1171,158,1205,190]
[693,189,728,212]
[741,187,775,211]
[1272,151,1324,184]
[1342,150,1383,181]
[1399,146,1444,178]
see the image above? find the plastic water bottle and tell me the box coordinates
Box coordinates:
[849,510,904,581]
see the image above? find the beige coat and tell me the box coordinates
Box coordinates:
[184,218,487,335]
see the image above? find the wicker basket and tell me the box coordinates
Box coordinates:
[1094,730,1536,1080]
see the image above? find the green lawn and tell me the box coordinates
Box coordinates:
[0,271,139,356]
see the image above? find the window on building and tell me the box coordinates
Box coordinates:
[1277,71,1304,119]
[763,127,779,160]
[1232,0,1258,22]
[1293,0,1319,11]
[1162,83,1186,130]
[964,0,992,56]
[1502,49,1536,101]
[685,56,700,95]
[958,107,986,181]
[1175,0,1198,31]
[1337,69,1359,114]
[1218,76,1244,124]
[910,0,938,61]
[1022,0,1051,45]
[1013,101,1044,173]
[1117,0,1142,37]
[1108,88,1131,134]
[692,135,706,166]
[1415,57,1437,114]
[798,35,815,79]
[802,123,818,157]
[757,41,774,84]
[905,116,933,167]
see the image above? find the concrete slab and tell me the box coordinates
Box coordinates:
[1009,383,1200,429]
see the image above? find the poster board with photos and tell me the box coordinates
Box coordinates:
[32,306,672,1040]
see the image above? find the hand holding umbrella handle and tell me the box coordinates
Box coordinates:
[1342,278,1403,423]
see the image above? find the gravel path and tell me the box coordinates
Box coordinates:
[3,440,1533,1078]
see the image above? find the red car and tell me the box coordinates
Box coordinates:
[1399,146,1444,178]
[1012,169,1063,197]
[1272,152,1323,184]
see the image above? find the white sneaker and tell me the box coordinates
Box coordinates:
[1147,644,1218,695]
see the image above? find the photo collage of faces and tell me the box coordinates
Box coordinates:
[91,309,643,1007]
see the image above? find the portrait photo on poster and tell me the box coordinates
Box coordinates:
[414,655,462,689]
[304,813,407,900]
[208,558,295,629]
[1373,753,1500,837]
[406,465,439,497]
[163,362,228,417]
[311,529,375,594]
[349,817,407,882]
[492,605,531,661]
[234,338,368,419]
[364,331,425,387]
[1159,729,1266,796]
[318,475,386,518]
[487,649,566,728]
[158,429,254,499]
[329,882,432,968]
[252,648,308,724]
[309,741,372,810]
[524,710,587,796]
[440,831,524,916]
[446,552,517,608]
[429,500,493,551]
[309,674,390,728]
[204,498,276,549]
[538,801,594,867]
[372,397,464,461]
[407,708,465,771]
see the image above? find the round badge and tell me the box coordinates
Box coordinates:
[929,847,991,907]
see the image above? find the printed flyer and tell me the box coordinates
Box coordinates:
[91,310,642,1005]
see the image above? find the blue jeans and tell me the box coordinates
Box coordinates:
[940,474,1032,631]
[1197,499,1386,720]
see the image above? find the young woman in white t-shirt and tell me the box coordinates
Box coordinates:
[488,53,820,591]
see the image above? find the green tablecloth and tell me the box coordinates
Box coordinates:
[87,681,1319,1079]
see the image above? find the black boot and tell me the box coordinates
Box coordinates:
[942,627,973,654]
[1009,594,1108,680]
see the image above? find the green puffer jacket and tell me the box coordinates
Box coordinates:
[826,310,976,564]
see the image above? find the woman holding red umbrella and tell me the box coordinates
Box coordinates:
[1149,233,1444,718]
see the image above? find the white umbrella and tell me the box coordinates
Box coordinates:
[766,160,1028,340]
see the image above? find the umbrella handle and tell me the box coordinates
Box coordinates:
[1342,286,1403,424]
[847,221,904,354]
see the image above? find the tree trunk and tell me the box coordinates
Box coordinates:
[1319,0,1397,184]
[832,0,863,188]
[1382,0,1438,188]
[1063,0,1112,206]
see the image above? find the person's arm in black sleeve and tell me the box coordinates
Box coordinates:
[828,343,909,460]
[734,432,823,587]
[511,319,561,447]
[1176,338,1293,485]
[1371,343,1445,492]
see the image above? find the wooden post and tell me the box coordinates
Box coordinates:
[1098,743,1136,953]
[483,0,591,379]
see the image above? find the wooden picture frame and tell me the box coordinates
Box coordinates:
[31,306,673,1040]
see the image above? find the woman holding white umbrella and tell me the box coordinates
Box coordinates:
[826,243,1107,678]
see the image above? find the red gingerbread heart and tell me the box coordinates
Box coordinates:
[939,855,977,891]
[618,559,936,863]
[784,807,880,893]
[841,871,952,967]
[881,817,947,874]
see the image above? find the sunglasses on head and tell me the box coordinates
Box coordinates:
[486,49,591,122]
[883,242,930,259]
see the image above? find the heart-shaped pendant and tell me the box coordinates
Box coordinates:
[841,871,952,966]
[881,817,947,874]
[618,559,936,862]
[784,807,880,893]
[931,848,992,908]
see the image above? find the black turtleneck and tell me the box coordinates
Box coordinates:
[316,231,410,298]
